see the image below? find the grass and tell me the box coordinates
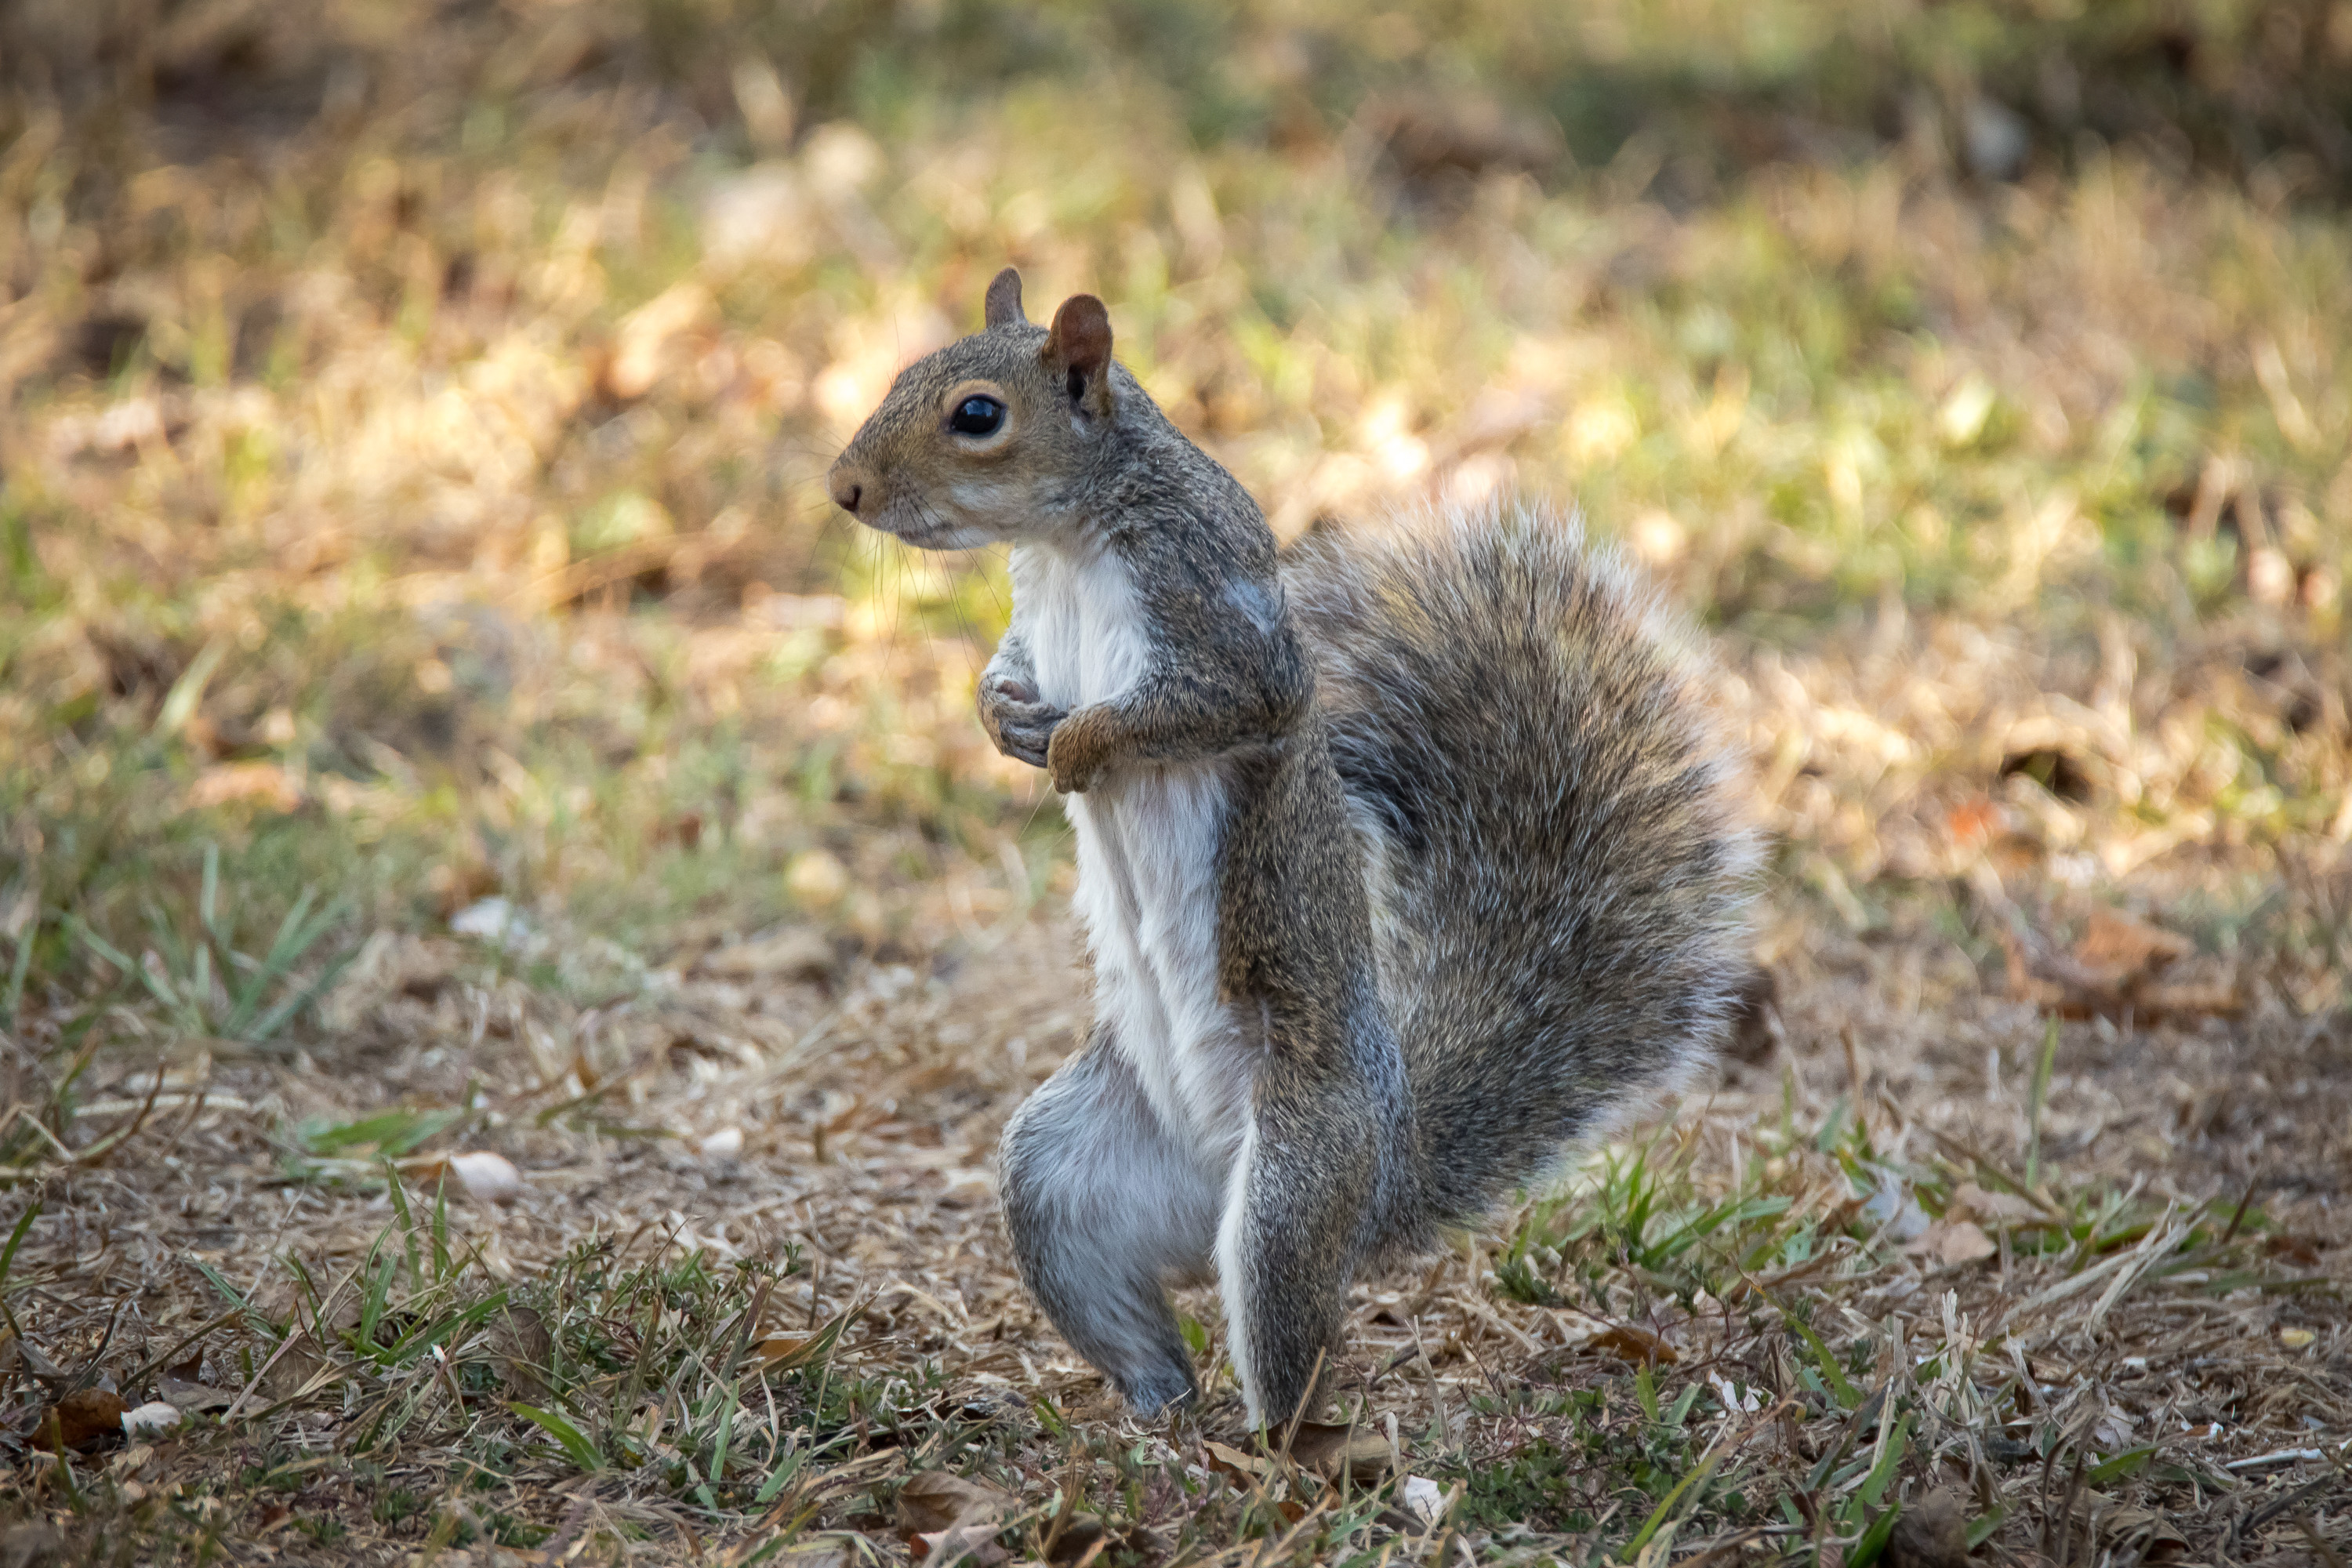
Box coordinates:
[1,0,2349,1560]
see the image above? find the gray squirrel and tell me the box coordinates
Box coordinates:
[827,269,1755,1428]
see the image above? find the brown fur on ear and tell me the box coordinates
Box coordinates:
[1043,294,1114,416]
[983,267,1027,330]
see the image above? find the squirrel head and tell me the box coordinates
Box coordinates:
[828,268,1123,548]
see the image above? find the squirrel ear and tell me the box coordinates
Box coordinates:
[1042,294,1114,416]
[982,267,1026,330]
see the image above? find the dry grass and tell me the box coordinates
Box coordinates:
[2,1,2349,1563]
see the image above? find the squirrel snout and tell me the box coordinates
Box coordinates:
[827,463,867,517]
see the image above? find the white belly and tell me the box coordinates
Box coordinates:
[1070,771,1250,1149]
[1011,543,1252,1154]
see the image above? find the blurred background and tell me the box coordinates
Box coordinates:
[4,0,2348,1000]
[3,2,2351,1557]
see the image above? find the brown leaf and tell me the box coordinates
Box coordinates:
[0,1332,67,1385]
[156,1374,235,1413]
[2002,911,2238,1020]
[1203,1439,1272,1486]
[909,1526,1008,1567]
[2264,1233,2325,1266]
[1945,797,2001,851]
[1556,1310,1678,1364]
[2133,981,2243,1018]
[0,1523,60,1568]
[898,1470,1013,1534]
[2071,908,2190,979]
[695,927,837,983]
[1284,1420,1396,1483]
[1945,1182,2042,1228]
[1886,1489,1972,1568]
[186,760,304,812]
[1904,1218,1997,1268]
[601,281,714,401]
[487,1304,554,1403]
[41,1388,128,1452]
[1725,966,1783,1065]
[1041,1514,1110,1564]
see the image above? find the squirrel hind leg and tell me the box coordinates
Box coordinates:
[999,1033,1221,1414]
[1216,1086,1382,1429]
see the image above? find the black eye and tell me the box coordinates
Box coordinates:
[948,395,1005,437]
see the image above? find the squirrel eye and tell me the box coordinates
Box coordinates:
[948,395,1006,437]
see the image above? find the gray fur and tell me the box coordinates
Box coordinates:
[827,271,1755,1425]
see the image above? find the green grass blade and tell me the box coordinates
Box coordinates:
[2,911,33,1027]
[0,1202,40,1294]
[1784,1313,1861,1408]
[2088,1445,2157,1485]
[245,941,358,1043]
[513,1402,604,1472]
[710,1389,736,1490]
[359,1248,399,1355]
[430,1171,452,1283]
[383,1160,425,1291]
[1847,1501,1904,1568]
[1620,1445,1725,1560]
[379,1289,509,1367]
[1853,1413,1912,1510]
[191,1256,278,1338]
[753,1451,802,1505]
[227,887,353,1036]
[2025,1016,2059,1190]
[69,916,179,1013]
[153,637,227,739]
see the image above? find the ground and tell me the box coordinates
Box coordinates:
[2,1,2350,1563]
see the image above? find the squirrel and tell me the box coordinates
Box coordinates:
[826,268,1756,1428]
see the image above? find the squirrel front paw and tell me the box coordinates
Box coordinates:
[978,673,1065,770]
[1044,716,1105,794]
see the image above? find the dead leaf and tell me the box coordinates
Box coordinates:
[2072,908,2191,976]
[1041,1514,1111,1564]
[1284,1420,1396,1483]
[0,1522,60,1568]
[1556,1310,1678,1364]
[1886,1488,1971,1568]
[1725,966,1782,1065]
[2264,1234,2325,1266]
[2002,909,2238,1020]
[0,1331,67,1385]
[695,927,837,983]
[898,1470,1013,1534]
[403,1149,524,1203]
[120,1401,182,1436]
[1905,1218,1997,1268]
[1203,1439,1273,1486]
[1946,1182,2042,1228]
[1945,797,2001,851]
[157,1374,235,1412]
[688,1126,744,1162]
[487,1304,554,1402]
[260,1334,332,1401]
[2070,1492,2187,1552]
[601,281,714,401]
[186,760,304,813]
[909,1526,1008,1566]
[41,1388,128,1452]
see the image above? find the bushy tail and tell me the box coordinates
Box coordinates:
[1282,500,1758,1232]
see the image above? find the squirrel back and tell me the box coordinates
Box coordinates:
[1284,504,1758,1239]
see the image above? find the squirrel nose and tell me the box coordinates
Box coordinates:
[828,467,865,516]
